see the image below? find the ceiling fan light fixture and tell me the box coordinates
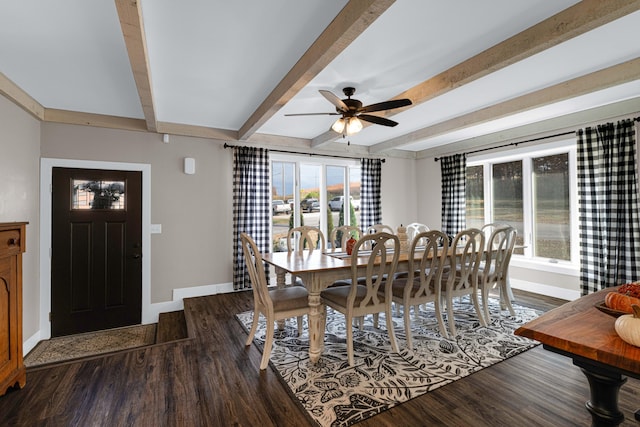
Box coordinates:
[331,117,346,133]
[345,117,363,135]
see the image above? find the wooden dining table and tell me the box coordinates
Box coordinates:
[262,246,480,364]
[515,286,640,426]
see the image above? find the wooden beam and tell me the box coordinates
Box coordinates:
[157,122,238,141]
[44,108,148,132]
[313,0,640,148]
[115,0,157,132]
[372,57,640,153]
[237,0,395,141]
[0,72,45,121]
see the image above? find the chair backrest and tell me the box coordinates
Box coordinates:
[481,223,509,248]
[447,228,484,291]
[348,232,400,309]
[286,226,326,254]
[329,225,361,252]
[406,222,430,246]
[366,224,394,235]
[408,230,448,300]
[482,225,516,282]
[240,233,272,311]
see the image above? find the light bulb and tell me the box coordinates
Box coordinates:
[331,118,345,133]
[346,117,363,135]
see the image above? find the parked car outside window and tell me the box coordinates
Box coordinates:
[272,200,291,215]
[301,198,320,212]
[328,196,360,211]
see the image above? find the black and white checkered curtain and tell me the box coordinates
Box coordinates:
[360,158,382,231]
[440,153,466,236]
[232,146,270,290]
[578,119,640,295]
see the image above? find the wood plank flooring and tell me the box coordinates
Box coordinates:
[2,290,640,426]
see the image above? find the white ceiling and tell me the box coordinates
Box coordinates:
[1,0,639,158]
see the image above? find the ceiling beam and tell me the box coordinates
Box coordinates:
[115,0,158,132]
[371,57,640,153]
[0,72,45,121]
[313,0,640,149]
[237,0,395,141]
[44,108,148,132]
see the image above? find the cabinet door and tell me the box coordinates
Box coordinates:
[0,256,17,380]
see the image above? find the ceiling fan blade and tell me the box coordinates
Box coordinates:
[319,90,348,112]
[359,114,399,127]
[359,98,412,114]
[284,112,340,116]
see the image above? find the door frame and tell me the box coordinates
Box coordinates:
[40,158,151,340]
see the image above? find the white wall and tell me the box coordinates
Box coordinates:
[0,96,41,339]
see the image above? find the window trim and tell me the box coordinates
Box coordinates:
[468,139,579,273]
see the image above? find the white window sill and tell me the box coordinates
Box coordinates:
[510,256,579,277]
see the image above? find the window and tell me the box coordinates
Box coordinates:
[467,140,577,269]
[271,155,361,252]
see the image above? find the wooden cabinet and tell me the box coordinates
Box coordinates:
[0,222,27,396]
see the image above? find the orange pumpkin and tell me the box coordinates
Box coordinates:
[605,292,640,314]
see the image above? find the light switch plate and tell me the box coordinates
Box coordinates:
[150,224,162,234]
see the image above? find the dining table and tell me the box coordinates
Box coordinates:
[261,245,486,364]
[515,286,640,426]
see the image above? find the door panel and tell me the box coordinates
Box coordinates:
[51,167,142,337]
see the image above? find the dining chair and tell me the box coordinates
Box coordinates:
[329,225,361,252]
[439,228,486,338]
[241,233,310,370]
[366,224,395,235]
[406,222,430,246]
[286,226,326,286]
[390,230,449,348]
[286,226,326,254]
[321,232,400,366]
[478,225,517,322]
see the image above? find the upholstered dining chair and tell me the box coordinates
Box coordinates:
[329,225,361,252]
[321,232,400,366]
[241,233,310,370]
[390,230,449,348]
[478,225,517,322]
[439,228,486,338]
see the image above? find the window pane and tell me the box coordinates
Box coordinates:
[350,166,361,229]
[300,164,321,229]
[533,154,570,260]
[326,166,345,249]
[271,161,294,252]
[73,180,125,210]
[465,165,484,229]
[492,161,524,252]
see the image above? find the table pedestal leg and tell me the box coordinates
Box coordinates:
[575,360,626,427]
[307,292,325,364]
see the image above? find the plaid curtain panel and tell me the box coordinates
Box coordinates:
[440,154,466,236]
[360,158,382,231]
[577,119,640,295]
[232,146,270,290]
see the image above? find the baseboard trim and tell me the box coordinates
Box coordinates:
[510,279,580,301]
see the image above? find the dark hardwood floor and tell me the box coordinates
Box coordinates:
[2,289,640,426]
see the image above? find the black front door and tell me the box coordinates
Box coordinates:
[51,167,142,337]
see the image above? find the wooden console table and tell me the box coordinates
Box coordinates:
[515,286,640,426]
[0,222,27,396]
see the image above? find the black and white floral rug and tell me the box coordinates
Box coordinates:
[236,298,539,427]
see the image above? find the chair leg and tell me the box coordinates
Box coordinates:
[447,296,456,337]
[373,313,379,328]
[471,290,487,327]
[246,308,260,346]
[386,305,398,353]
[346,313,355,367]
[481,286,491,325]
[403,302,413,350]
[500,280,516,316]
[297,315,303,336]
[261,320,275,370]
[434,297,448,338]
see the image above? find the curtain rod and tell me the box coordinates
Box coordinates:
[223,143,385,162]
[434,116,640,162]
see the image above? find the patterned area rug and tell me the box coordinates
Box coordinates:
[24,324,157,368]
[236,298,539,427]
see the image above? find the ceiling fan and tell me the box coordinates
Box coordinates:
[285,87,412,136]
